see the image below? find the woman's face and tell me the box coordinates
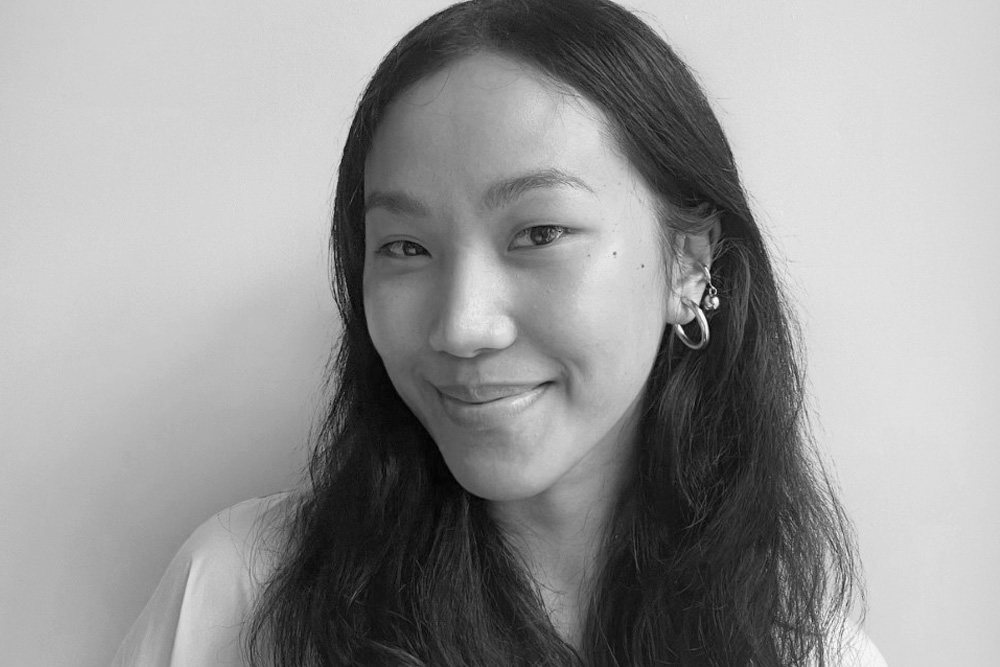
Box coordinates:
[363,53,679,503]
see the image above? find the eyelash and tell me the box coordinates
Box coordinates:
[374,225,570,259]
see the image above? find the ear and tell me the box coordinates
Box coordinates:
[665,219,721,325]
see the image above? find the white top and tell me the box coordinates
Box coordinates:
[112,493,888,667]
[112,493,293,667]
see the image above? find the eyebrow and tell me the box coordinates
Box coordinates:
[363,168,595,217]
[481,168,595,210]
[363,190,430,218]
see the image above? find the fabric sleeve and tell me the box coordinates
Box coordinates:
[832,620,889,667]
[111,494,291,667]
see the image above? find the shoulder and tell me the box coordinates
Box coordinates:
[178,491,298,581]
[112,491,301,667]
[826,620,889,667]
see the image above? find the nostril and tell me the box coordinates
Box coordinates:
[428,300,516,358]
[428,318,517,358]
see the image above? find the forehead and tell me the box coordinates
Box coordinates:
[364,53,634,199]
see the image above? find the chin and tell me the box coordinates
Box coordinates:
[441,453,554,503]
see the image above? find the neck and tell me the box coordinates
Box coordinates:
[488,455,629,648]
[496,495,613,648]
[491,480,616,568]
[485,403,641,647]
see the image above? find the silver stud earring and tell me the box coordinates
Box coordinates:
[700,263,719,312]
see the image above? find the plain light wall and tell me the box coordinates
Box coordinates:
[1,1,997,665]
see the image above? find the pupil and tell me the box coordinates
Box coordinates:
[531,227,559,244]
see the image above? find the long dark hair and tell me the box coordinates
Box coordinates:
[246,1,862,665]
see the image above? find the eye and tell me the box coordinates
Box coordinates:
[375,240,429,258]
[509,225,569,250]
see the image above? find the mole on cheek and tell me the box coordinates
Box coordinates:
[612,251,618,257]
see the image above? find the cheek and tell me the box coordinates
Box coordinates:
[363,277,422,372]
[569,239,668,332]
[526,243,669,381]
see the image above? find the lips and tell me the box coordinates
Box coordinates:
[435,383,544,404]
[432,382,549,429]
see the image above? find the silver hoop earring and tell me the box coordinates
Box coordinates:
[673,297,710,351]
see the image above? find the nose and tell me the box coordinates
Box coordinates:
[428,256,517,358]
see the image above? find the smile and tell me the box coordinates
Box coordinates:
[434,383,549,429]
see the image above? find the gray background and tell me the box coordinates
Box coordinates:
[2,0,997,665]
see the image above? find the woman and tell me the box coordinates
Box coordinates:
[114,1,887,665]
